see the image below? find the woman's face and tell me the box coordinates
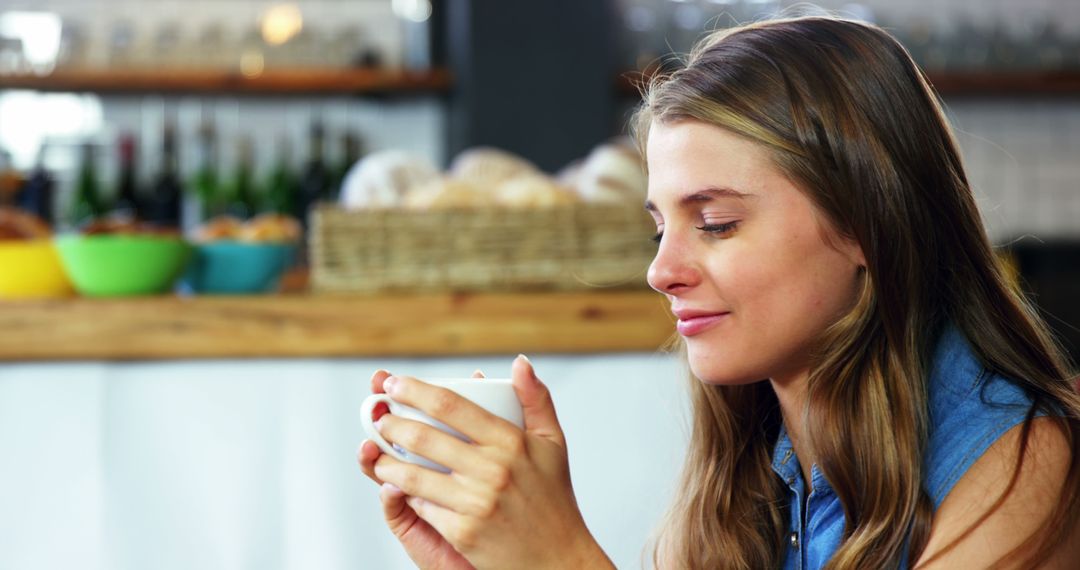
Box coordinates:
[645,120,865,386]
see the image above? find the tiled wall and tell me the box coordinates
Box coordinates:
[947,99,1080,242]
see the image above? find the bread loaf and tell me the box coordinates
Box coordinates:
[340,150,440,210]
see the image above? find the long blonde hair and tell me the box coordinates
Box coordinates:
[632,16,1080,569]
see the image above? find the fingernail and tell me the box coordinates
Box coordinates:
[383,376,399,395]
[374,418,384,431]
[517,353,532,364]
[382,482,402,494]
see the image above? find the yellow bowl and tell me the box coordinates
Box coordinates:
[0,239,75,298]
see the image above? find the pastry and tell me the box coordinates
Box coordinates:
[0,207,50,240]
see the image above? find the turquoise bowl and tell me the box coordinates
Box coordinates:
[183,241,296,294]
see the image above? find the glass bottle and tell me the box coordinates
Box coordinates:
[145,123,183,228]
[190,120,221,222]
[71,141,105,227]
[19,146,54,225]
[226,135,257,220]
[265,133,297,215]
[296,121,330,228]
[113,132,142,221]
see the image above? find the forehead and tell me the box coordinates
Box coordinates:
[645,120,776,203]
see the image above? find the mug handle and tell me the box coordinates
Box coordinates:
[360,393,410,463]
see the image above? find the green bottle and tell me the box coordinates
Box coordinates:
[191,121,221,221]
[226,135,257,220]
[71,141,105,227]
[265,134,297,215]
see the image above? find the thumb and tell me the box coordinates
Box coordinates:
[511,354,565,445]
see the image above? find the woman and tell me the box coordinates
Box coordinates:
[358,16,1080,569]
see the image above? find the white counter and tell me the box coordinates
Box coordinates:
[0,352,688,570]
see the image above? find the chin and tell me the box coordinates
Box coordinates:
[687,359,765,386]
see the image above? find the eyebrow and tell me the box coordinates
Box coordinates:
[644,186,754,212]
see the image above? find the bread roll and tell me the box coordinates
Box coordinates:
[575,142,648,203]
[340,150,440,210]
[194,216,244,242]
[449,147,539,189]
[555,159,583,189]
[404,177,494,210]
[238,213,301,242]
[495,175,578,209]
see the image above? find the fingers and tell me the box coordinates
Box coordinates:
[381,375,519,447]
[370,369,393,394]
[405,496,468,549]
[472,369,485,379]
[374,453,489,517]
[357,439,385,484]
[377,413,509,481]
[379,481,419,538]
[511,355,566,445]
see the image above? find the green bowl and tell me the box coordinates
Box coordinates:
[55,234,192,297]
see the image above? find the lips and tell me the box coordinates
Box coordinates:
[673,310,730,337]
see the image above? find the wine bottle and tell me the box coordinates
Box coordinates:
[19,147,54,225]
[190,120,221,222]
[71,141,105,227]
[226,135,257,220]
[145,123,183,228]
[330,130,361,202]
[296,121,329,228]
[112,132,142,221]
[265,134,297,215]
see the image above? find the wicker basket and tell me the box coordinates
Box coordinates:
[310,202,657,293]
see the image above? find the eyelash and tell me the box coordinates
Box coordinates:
[651,221,739,243]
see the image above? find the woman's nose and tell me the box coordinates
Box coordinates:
[647,234,700,294]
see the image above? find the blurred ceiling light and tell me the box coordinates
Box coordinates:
[0,11,62,72]
[392,0,432,23]
[261,3,303,46]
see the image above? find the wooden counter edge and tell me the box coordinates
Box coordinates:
[0,291,677,361]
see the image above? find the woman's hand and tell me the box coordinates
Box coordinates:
[358,369,477,570]
[360,356,612,570]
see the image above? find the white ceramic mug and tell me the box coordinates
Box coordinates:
[360,377,524,473]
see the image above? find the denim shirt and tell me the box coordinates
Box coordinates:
[773,324,1039,570]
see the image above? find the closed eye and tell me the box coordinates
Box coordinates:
[651,221,738,244]
[696,221,738,235]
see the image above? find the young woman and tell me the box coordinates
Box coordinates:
[358,16,1080,569]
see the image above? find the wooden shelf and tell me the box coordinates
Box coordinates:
[0,67,453,96]
[925,70,1080,97]
[0,290,676,361]
[616,69,1080,98]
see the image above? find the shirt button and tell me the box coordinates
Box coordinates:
[790,532,800,550]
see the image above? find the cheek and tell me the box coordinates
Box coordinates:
[707,227,859,338]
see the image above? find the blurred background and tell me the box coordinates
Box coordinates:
[0,1,1078,569]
